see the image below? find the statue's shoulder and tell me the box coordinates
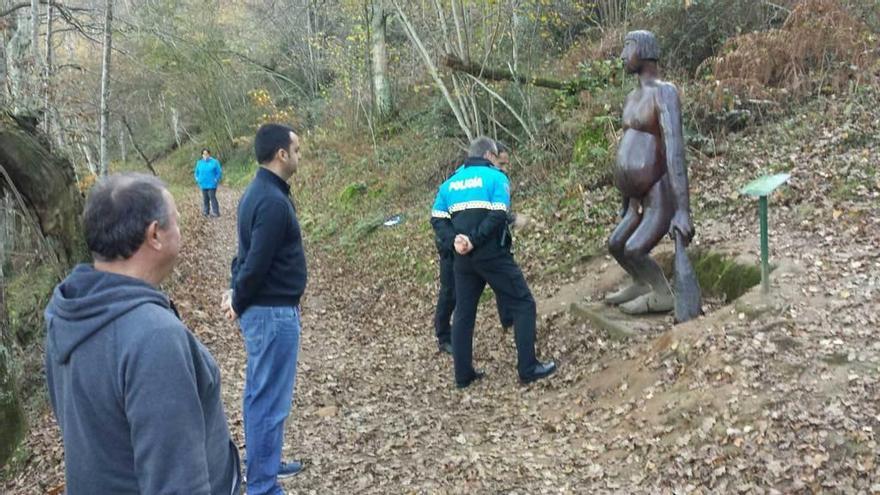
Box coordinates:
[648,80,681,104]
[646,79,678,93]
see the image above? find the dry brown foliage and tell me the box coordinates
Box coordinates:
[704,0,876,99]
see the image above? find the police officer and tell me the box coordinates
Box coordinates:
[432,141,516,354]
[431,136,557,388]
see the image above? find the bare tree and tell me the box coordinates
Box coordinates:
[369,0,392,120]
[30,0,39,65]
[391,1,539,143]
[98,0,112,176]
[121,115,158,176]
[42,1,54,134]
[391,0,473,141]
[118,122,125,162]
[6,9,37,114]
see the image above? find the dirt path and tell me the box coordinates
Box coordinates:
[167,187,647,493]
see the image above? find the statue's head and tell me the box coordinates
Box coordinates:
[622,30,660,73]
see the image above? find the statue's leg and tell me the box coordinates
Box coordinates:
[619,177,675,315]
[606,198,650,305]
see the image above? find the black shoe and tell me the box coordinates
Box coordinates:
[438,341,453,355]
[455,369,485,389]
[277,459,305,479]
[520,361,557,384]
[501,322,513,332]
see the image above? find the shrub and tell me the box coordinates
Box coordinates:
[639,0,788,74]
[706,0,875,95]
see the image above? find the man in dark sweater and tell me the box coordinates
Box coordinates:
[44,173,240,494]
[222,123,307,495]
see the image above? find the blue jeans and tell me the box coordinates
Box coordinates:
[239,306,300,495]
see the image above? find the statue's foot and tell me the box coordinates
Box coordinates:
[605,283,651,305]
[619,290,674,315]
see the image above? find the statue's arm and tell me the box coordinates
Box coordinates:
[658,83,688,212]
[657,83,694,241]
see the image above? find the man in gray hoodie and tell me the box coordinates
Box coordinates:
[44,173,240,494]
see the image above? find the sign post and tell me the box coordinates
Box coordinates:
[740,173,791,294]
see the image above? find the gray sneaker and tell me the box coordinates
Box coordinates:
[278,460,305,479]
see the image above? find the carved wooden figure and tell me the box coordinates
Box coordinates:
[606,30,701,320]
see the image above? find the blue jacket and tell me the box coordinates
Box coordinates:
[431,157,511,260]
[44,264,240,495]
[195,157,222,189]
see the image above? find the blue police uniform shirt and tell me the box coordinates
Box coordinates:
[431,164,510,219]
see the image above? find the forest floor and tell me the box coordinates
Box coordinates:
[3,106,880,493]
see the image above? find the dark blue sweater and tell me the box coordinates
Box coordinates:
[45,264,240,495]
[231,167,307,315]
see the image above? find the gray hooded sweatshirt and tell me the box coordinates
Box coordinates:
[44,264,240,495]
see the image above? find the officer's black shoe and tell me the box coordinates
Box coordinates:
[520,361,557,385]
[438,341,453,355]
[455,369,485,389]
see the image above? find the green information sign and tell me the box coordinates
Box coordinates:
[740,173,791,197]
[740,172,791,294]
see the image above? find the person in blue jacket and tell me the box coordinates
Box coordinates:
[195,148,223,217]
[431,136,557,389]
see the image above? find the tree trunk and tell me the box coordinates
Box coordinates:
[42,1,53,134]
[80,143,96,175]
[7,9,38,114]
[441,53,588,93]
[0,11,6,105]
[30,0,39,66]
[369,0,392,120]
[118,123,125,163]
[171,106,181,148]
[304,0,318,96]
[98,0,112,176]
[121,115,158,176]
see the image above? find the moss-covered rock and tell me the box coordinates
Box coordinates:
[0,112,87,267]
[6,263,57,345]
[657,249,762,302]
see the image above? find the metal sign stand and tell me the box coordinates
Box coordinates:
[740,173,791,294]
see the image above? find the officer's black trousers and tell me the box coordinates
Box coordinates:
[451,252,539,382]
[433,254,455,345]
[436,253,512,349]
